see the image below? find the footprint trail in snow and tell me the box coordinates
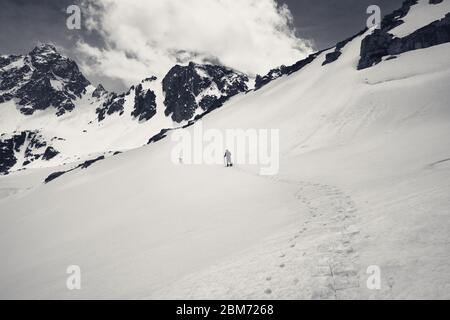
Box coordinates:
[152,168,363,300]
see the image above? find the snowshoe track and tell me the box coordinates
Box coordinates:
[296,183,361,299]
[237,169,362,299]
[152,168,362,299]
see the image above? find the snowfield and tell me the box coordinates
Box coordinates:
[1,5,450,299]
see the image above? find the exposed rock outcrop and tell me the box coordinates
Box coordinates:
[0,44,90,116]
[0,130,60,175]
[255,51,322,90]
[131,84,157,122]
[162,62,249,123]
[358,0,450,69]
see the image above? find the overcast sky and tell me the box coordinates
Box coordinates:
[0,0,404,91]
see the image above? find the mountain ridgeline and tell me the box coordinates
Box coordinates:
[1,0,450,176]
[2,0,448,122]
[0,44,252,124]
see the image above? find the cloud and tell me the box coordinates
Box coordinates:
[77,0,314,86]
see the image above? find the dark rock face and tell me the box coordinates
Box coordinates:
[95,82,158,122]
[162,62,249,123]
[380,0,418,31]
[96,93,125,121]
[358,0,450,69]
[131,84,157,121]
[0,55,21,68]
[255,66,289,90]
[322,29,367,66]
[0,44,90,116]
[44,155,105,183]
[0,130,60,175]
[42,146,59,160]
[255,52,322,90]
[79,155,105,169]
[322,51,342,66]
[147,128,172,144]
[92,84,107,99]
[44,171,66,183]
[142,76,157,83]
[0,132,25,174]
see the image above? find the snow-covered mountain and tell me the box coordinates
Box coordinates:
[0,46,251,175]
[1,0,450,299]
[0,44,90,116]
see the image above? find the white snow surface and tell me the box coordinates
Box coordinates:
[389,0,450,38]
[1,13,450,299]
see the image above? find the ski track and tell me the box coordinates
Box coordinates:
[154,167,362,299]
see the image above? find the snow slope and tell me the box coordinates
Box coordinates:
[1,2,450,299]
[0,46,251,174]
[147,34,450,299]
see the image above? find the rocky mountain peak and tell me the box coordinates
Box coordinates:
[92,84,107,99]
[0,44,90,116]
[162,62,250,123]
[29,43,58,56]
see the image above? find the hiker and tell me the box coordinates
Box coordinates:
[224,149,233,167]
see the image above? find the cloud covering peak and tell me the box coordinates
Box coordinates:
[77,0,314,86]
